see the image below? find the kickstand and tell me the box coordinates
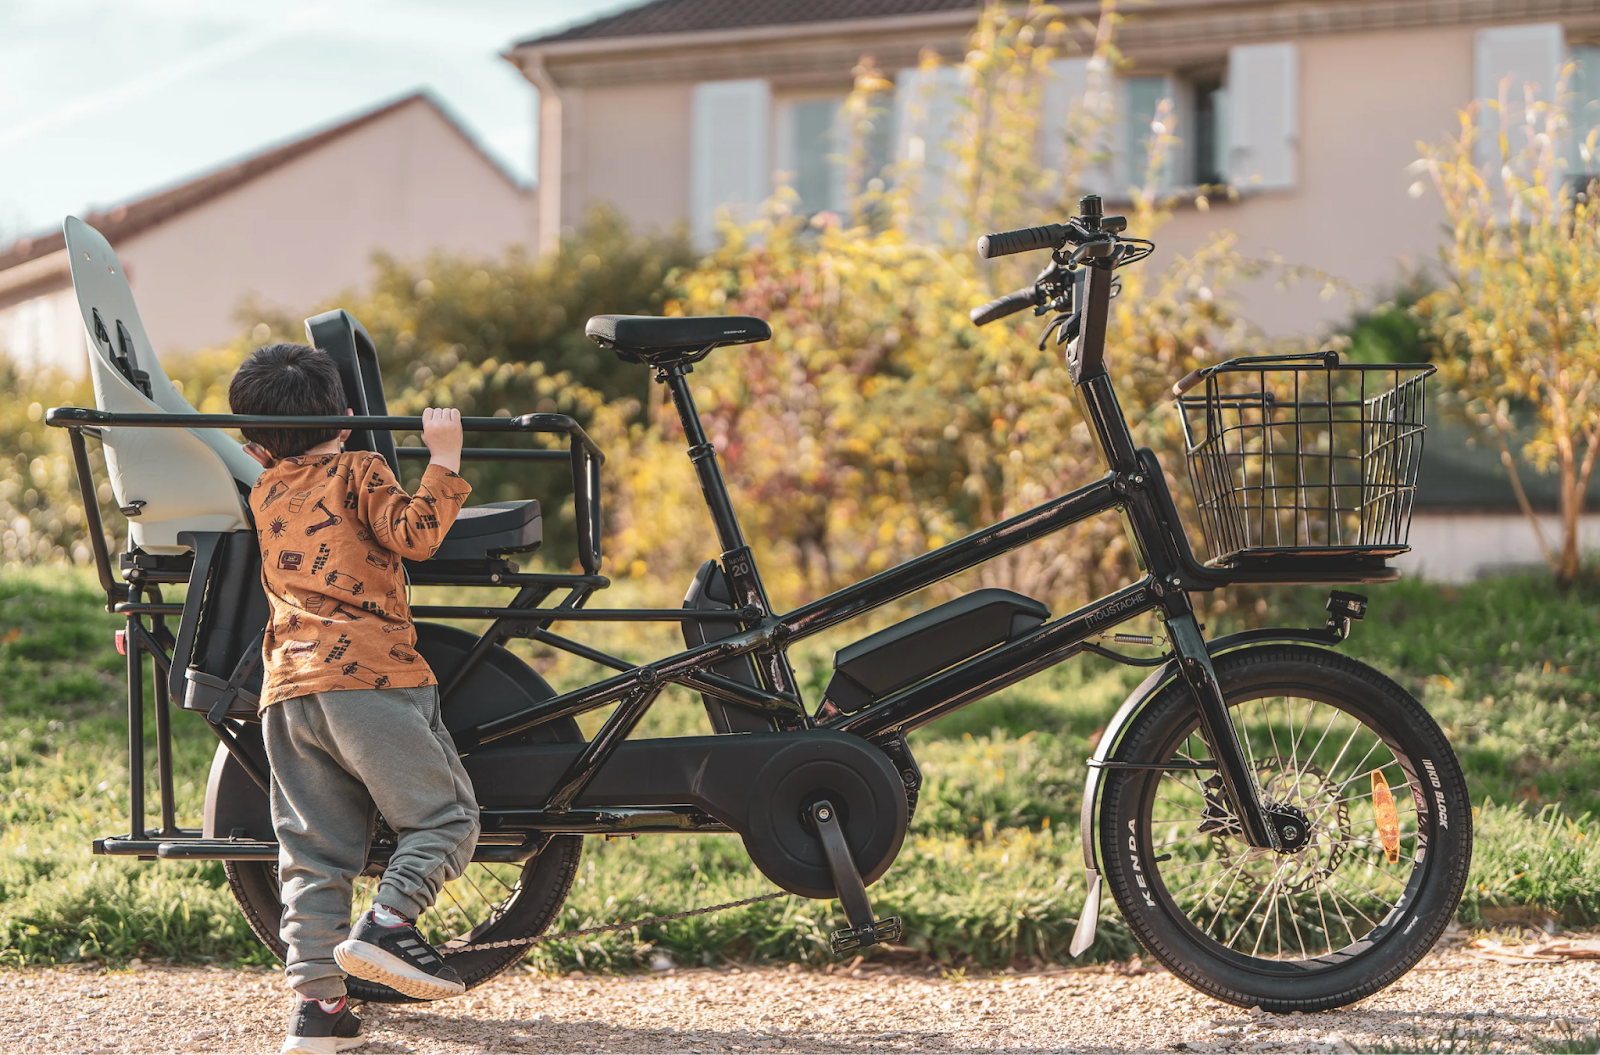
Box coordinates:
[810,800,902,955]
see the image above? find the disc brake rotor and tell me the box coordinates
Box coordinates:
[1206,757,1351,896]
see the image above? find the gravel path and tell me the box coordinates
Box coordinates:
[5,947,1598,1053]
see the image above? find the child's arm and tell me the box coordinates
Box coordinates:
[357,408,472,560]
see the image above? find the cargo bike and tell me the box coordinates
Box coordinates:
[45,196,1469,1012]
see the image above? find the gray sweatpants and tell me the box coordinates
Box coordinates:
[262,685,480,999]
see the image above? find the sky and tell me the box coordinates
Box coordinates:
[0,0,631,244]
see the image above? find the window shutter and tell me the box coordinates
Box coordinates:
[894,65,964,214]
[1474,24,1563,168]
[1227,42,1298,191]
[691,79,771,249]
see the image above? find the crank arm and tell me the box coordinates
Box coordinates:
[811,800,902,954]
[1165,615,1279,850]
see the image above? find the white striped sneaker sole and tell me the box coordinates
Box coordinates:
[281,1033,365,1054]
[334,938,465,1000]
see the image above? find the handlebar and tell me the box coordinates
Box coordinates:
[976,223,1076,259]
[969,287,1038,327]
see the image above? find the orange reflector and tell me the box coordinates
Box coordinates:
[1371,770,1401,864]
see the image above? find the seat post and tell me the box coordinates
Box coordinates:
[657,363,804,709]
[658,364,750,556]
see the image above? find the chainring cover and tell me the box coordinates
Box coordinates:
[742,735,908,899]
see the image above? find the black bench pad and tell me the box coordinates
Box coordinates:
[431,500,541,561]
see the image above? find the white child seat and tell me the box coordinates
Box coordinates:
[64,216,262,554]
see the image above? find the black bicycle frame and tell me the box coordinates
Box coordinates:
[51,253,1398,856]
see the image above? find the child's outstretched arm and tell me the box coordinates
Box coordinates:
[357,408,471,560]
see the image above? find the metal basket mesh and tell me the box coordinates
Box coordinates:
[1176,358,1433,567]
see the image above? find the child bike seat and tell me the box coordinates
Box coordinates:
[64,217,263,554]
[304,309,541,562]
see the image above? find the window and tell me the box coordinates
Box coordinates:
[1193,78,1228,187]
[776,94,896,218]
[1123,75,1173,188]
[1569,44,1600,177]
[1042,44,1296,200]
[690,79,771,249]
[786,99,843,214]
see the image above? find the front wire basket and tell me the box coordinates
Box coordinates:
[1176,351,1436,569]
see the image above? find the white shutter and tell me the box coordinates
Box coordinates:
[894,65,964,218]
[1474,24,1563,168]
[691,79,771,249]
[1227,42,1298,191]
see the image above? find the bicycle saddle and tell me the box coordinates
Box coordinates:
[585,314,770,365]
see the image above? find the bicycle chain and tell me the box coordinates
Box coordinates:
[441,891,791,956]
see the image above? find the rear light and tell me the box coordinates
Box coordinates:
[114,629,127,656]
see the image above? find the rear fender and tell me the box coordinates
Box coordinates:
[1068,628,1343,957]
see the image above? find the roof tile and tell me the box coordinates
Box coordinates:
[519,0,981,46]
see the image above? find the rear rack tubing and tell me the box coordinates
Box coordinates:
[125,606,147,842]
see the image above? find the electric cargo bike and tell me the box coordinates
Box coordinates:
[45,196,1470,1012]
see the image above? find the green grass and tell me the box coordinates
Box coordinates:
[1,567,1598,971]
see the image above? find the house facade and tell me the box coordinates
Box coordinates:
[0,93,535,374]
[507,0,1600,336]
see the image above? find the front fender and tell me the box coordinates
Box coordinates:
[1068,627,1343,956]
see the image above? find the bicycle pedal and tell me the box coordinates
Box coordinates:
[830,916,902,955]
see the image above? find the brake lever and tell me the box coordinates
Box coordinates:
[1038,311,1082,351]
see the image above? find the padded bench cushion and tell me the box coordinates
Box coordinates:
[431,499,542,561]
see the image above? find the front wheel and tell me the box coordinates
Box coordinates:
[1098,645,1471,1011]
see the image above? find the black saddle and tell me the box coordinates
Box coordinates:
[304,309,542,562]
[585,314,771,365]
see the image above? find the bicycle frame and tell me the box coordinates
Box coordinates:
[49,250,1400,859]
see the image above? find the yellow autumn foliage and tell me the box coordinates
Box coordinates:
[1416,78,1600,585]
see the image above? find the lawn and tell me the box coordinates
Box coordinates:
[1,566,1597,973]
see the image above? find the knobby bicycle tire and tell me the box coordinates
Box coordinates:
[1098,645,1471,1011]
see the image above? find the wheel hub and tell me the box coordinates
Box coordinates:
[1267,803,1311,853]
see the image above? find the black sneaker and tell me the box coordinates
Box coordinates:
[335,908,466,1000]
[282,996,363,1055]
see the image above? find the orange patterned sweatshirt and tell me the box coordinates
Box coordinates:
[250,450,471,708]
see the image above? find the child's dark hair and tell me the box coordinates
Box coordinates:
[228,343,347,457]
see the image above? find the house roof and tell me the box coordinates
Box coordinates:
[517,0,983,46]
[0,92,517,276]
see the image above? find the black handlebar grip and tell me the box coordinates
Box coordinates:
[976,223,1070,259]
[969,288,1038,327]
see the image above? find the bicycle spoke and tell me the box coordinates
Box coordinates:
[1142,689,1430,963]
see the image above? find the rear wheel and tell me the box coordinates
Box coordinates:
[225,837,582,1003]
[222,624,585,1001]
[1098,645,1471,1011]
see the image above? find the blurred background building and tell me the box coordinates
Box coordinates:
[0,94,530,373]
[508,0,1600,338]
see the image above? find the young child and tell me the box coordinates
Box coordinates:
[229,343,479,1055]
